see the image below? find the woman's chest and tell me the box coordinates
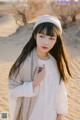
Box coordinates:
[37,59,60,96]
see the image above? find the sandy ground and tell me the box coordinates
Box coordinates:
[0,15,18,36]
[0,15,80,120]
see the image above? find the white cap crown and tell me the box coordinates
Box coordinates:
[33,15,62,34]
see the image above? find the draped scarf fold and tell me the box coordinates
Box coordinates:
[8,48,40,120]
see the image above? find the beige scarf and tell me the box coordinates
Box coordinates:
[8,48,58,120]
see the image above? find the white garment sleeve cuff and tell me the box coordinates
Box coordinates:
[8,81,40,98]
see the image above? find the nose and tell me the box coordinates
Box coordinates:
[43,39,49,45]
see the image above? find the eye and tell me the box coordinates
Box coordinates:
[39,35,45,38]
[49,37,55,40]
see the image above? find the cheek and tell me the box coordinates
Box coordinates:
[36,38,42,47]
[49,40,56,48]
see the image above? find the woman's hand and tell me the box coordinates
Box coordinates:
[57,114,63,120]
[32,64,46,88]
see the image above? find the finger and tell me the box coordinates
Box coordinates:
[34,66,38,75]
[43,64,45,69]
[41,66,45,73]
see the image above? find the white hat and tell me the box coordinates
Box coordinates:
[33,14,62,34]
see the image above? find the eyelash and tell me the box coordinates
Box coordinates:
[50,38,53,40]
[39,35,44,38]
[50,38,55,40]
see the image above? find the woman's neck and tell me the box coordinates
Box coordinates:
[35,48,49,60]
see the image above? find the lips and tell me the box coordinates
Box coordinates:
[42,46,48,49]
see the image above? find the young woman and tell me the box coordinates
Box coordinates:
[8,15,71,120]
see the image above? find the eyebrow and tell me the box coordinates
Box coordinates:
[39,33,56,37]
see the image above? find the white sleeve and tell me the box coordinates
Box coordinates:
[8,73,40,99]
[8,81,39,98]
[55,80,68,115]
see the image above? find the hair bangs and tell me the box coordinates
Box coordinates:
[36,22,57,37]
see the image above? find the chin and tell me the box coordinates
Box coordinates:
[40,48,49,53]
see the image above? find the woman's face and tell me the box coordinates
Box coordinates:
[35,32,57,54]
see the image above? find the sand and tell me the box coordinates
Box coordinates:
[0,15,18,37]
[0,15,80,120]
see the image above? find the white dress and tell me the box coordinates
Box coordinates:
[8,57,68,120]
[29,57,68,120]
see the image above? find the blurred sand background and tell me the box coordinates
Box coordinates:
[0,1,80,120]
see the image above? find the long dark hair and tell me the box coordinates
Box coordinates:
[9,22,72,83]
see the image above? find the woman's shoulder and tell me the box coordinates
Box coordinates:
[20,55,31,69]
